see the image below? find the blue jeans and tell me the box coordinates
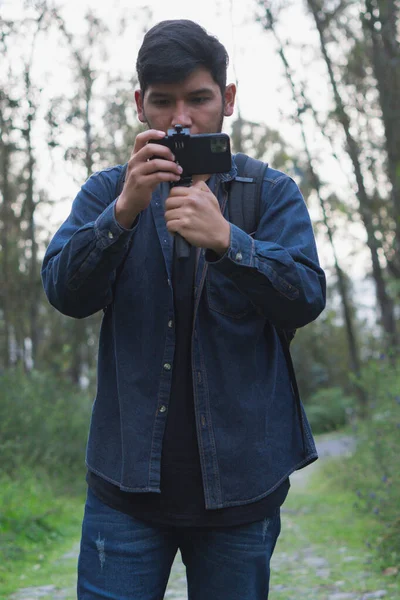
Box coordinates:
[77,488,281,600]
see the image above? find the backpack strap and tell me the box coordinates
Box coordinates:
[229,154,306,457]
[228,153,269,234]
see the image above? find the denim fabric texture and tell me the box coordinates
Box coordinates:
[77,487,281,600]
[41,155,326,510]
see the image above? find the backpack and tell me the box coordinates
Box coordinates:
[227,154,304,452]
[115,155,306,454]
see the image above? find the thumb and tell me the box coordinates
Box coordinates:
[193,180,211,192]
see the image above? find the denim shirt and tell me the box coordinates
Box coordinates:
[41,156,326,510]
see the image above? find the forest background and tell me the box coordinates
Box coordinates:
[0,0,399,593]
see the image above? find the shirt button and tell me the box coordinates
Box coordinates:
[168,320,173,328]
[163,363,172,371]
[235,251,243,262]
[159,405,167,413]
[108,231,114,239]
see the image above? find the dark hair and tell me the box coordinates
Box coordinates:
[136,20,229,96]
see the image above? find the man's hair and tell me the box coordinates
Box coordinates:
[136,20,229,96]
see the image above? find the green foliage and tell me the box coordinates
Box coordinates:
[306,386,355,433]
[292,307,356,401]
[0,368,88,592]
[0,468,84,595]
[326,356,400,566]
[278,462,400,597]
[0,368,91,483]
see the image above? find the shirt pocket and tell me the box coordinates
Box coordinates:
[205,268,255,319]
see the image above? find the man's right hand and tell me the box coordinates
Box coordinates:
[115,129,183,229]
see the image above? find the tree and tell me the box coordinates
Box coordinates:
[0,10,49,370]
[305,0,398,348]
[256,4,369,409]
[43,7,146,384]
[362,0,400,276]
[256,0,398,350]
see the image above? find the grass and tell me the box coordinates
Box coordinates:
[2,442,399,599]
[270,458,400,599]
[0,470,85,599]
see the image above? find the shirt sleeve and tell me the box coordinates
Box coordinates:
[41,168,140,319]
[205,172,326,330]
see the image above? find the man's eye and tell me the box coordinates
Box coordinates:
[191,97,209,104]
[153,99,170,106]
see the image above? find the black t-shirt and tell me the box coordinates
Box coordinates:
[88,240,289,526]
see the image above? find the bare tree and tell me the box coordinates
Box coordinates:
[0,89,15,369]
[305,0,398,347]
[258,5,368,409]
[48,8,112,384]
[20,7,49,366]
[47,8,146,384]
[362,0,400,277]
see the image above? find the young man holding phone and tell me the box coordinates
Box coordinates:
[42,19,326,600]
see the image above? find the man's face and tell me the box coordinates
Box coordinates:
[135,67,236,135]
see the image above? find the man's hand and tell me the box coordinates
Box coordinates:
[115,130,183,228]
[164,181,230,255]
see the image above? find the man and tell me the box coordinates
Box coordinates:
[42,19,326,600]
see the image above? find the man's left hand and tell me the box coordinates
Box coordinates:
[164,181,230,255]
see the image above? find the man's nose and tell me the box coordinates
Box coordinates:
[171,102,192,128]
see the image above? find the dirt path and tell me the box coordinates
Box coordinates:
[10,435,395,600]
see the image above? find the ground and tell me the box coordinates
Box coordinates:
[8,435,399,600]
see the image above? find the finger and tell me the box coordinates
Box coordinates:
[145,143,175,162]
[168,185,191,197]
[165,195,187,211]
[193,180,210,192]
[141,158,182,176]
[139,171,182,186]
[132,129,165,154]
[166,217,184,234]
[137,143,176,163]
[164,208,183,222]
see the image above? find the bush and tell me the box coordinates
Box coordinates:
[0,368,91,484]
[0,466,84,593]
[305,386,355,433]
[329,356,400,567]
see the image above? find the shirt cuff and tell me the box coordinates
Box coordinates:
[205,223,255,273]
[94,199,140,250]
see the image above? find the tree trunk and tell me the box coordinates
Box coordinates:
[54,10,97,386]
[0,117,12,369]
[24,87,40,367]
[363,0,400,275]
[307,0,398,348]
[260,8,368,411]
